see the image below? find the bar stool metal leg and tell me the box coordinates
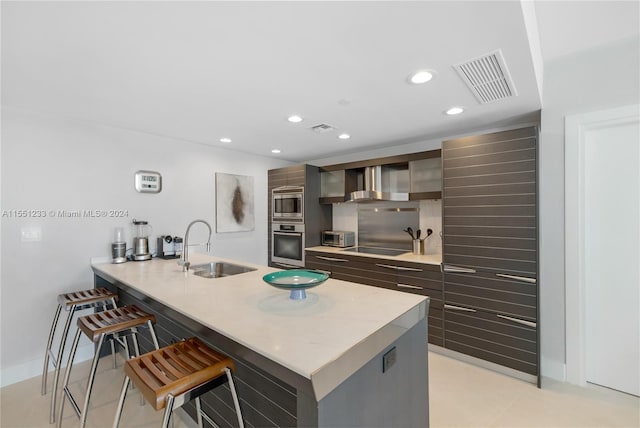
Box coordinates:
[225,367,245,428]
[43,290,117,424]
[57,328,82,427]
[42,304,62,396]
[49,303,78,424]
[58,305,157,428]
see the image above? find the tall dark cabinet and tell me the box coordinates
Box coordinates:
[268,164,332,268]
[441,126,539,384]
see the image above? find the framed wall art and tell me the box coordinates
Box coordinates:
[215,172,255,232]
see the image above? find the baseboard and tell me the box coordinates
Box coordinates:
[0,343,94,388]
[428,344,538,384]
[541,356,566,381]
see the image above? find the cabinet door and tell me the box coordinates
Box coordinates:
[442,127,537,277]
[444,304,537,375]
[444,270,536,321]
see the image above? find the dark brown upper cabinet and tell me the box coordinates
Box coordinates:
[318,149,441,204]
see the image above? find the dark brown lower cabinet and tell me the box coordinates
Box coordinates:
[443,303,537,376]
[306,250,443,346]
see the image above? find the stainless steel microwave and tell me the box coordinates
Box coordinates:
[322,231,355,248]
[272,186,304,222]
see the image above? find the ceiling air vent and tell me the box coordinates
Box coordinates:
[454,49,517,104]
[310,123,336,134]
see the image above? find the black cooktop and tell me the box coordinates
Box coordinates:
[342,246,409,256]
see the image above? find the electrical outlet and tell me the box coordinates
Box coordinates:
[382,347,397,373]
[21,226,42,242]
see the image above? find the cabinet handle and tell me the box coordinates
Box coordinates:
[495,273,537,284]
[444,304,477,313]
[375,263,423,272]
[396,283,424,290]
[496,314,537,328]
[273,262,301,269]
[443,264,477,274]
[315,256,348,262]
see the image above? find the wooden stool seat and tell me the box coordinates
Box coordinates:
[57,287,117,309]
[78,305,156,342]
[114,337,244,428]
[125,337,235,411]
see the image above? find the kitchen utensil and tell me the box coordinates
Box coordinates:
[416,229,421,240]
[403,227,415,239]
[132,219,152,261]
[420,228,434,242]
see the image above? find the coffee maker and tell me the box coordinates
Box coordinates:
[132,219,152,261]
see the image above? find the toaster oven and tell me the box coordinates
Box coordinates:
[321,231,355,248]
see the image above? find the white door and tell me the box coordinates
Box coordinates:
[583,114,640,396]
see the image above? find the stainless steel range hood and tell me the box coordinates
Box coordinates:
[348,165,409,202]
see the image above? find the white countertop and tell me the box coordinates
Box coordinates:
[91,254,427,400]
[306,245,442,266]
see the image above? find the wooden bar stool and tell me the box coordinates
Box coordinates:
[42,287,118,424]
[113,337,245,428]
[57,305,160,428]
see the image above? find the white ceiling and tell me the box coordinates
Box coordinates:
[2,1,638,162]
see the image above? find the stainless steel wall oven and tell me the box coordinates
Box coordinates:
[271,223,305,268]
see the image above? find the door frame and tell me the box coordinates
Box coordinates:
[564,104,640,385]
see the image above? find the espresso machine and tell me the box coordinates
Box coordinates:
[132,219,152,261]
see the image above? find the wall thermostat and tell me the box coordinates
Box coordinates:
[134,170,162,193]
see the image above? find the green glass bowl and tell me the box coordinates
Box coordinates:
[262,269,329,300]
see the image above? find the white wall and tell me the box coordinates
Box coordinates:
[0,108,292,386]
[539,36,640,379]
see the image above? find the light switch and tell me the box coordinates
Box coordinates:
[21,226,42,242]
[382,347,397,373]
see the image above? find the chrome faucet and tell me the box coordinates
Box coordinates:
[179,219,212,272]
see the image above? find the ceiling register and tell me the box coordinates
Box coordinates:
[454,49,517,104]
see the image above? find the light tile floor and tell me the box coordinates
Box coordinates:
[1,352,638,427]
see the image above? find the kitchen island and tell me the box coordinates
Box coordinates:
[92,254,429,428]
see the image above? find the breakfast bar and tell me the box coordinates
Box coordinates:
[91,254,429,428]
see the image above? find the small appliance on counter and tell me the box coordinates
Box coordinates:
[111,227,127,264]
[132,219,152,261]
[321,230,355,248]
[157,235,183,259]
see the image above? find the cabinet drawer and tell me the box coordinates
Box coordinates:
[444,306,537,375]
[305,252,333,274]
[444,271,536,320]
[331,255,397,285]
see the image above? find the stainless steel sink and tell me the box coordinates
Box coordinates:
[191,262,256,279]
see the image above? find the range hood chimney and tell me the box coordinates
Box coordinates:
[349,166,409,202]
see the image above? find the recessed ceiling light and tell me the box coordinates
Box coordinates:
[219,138,232,143]
[445,106,465,115]
[271,149,281,154]
[338,133,351,140]
[287,115,303,123]
[408,70,434,84]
